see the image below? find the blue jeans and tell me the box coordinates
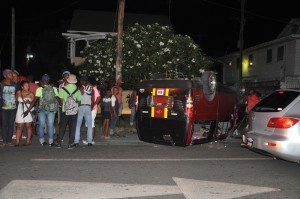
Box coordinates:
[118,102,123,116]
[75,106,92,144]
[1,109,17,143]
[130,106,136,124]
[110,116,118,132]
[38,111,55,144]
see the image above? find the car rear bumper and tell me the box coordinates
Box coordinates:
[136,117,189,146]
[242,131,300,163]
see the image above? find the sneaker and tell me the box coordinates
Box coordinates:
[82,140,88,145]
[67,144,74,149]
[71,143,79,147]
[92,141,95,145]
[49,143,54,147]
[54,143,62,148]
[22,136,27,140]
[87,143,93,146]
[6,143,14,147]
[40,142,47,146]
[12,135,16,140]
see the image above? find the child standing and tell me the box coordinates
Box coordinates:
[101,90,112,139]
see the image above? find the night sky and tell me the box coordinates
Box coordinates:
[0,0,299,80]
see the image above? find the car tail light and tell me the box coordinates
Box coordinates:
[186,96,193,117]
[264,142,276,147]
[267,117,299,129]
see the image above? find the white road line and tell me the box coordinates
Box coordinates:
[0,180,181,199]
[31,157,271,162]
[0,178,279,199]
[174,177,280,199]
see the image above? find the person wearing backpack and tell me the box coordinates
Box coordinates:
[55,74,82,149]
[23,74,59,146]
[74,76,93,146]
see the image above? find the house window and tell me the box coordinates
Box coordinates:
[266,49,272,63]
[277,46,284,61]
[249,54,253,67]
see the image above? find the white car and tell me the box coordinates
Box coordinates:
[242,89,300,163]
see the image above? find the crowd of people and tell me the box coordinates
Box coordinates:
[0,69,136,149]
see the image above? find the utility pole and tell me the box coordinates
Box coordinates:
[239,0,245,93]
[115,0,125,82]
[11,7,15,70]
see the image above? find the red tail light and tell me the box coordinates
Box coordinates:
[267,117,299,129]
[186,96,193,117]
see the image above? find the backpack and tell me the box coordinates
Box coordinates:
[62,87,78,115]
[39,85,57,112]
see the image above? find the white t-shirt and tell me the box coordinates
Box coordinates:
[111,95,117,107]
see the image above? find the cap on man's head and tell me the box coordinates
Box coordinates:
[42,74,50,81]
[116,79,124,84]
[62,71,71,77]
[67,74,77,84]
[2,69,12,77]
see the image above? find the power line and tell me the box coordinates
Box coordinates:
[19,0,82,22]
[202,0,290,25]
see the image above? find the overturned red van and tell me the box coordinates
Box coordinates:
[135,71,238,146]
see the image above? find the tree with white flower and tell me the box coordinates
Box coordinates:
[79,23,212,89]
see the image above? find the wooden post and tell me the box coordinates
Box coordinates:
[115,0,125,82]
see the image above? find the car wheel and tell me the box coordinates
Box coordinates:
[202,71,217,101]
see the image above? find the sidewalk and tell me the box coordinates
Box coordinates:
[26,116,141,146]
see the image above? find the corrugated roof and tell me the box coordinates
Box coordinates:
[69,9,172,32]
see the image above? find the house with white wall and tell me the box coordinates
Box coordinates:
[62,9,171,66]
[217,18,300,96]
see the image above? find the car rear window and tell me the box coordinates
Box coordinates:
[253,91,300,112]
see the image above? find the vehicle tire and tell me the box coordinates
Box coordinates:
[202,71,217,101]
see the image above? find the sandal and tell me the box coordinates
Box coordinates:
[14,143,20,147]
[23,143,31,146]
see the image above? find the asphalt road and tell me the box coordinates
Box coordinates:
[0,132,300,199]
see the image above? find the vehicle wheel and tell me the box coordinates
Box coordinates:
[202,71,217,101]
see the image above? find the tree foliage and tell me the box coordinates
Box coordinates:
[79,23,212,89]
